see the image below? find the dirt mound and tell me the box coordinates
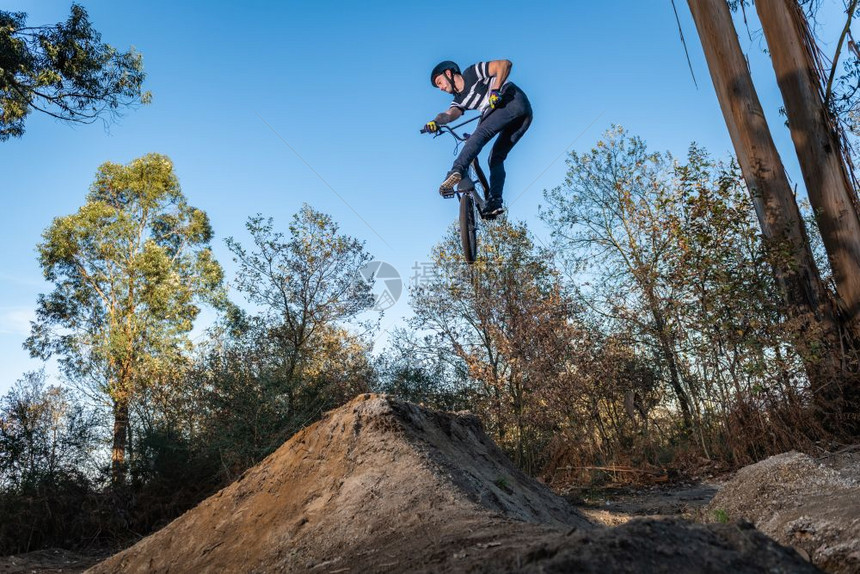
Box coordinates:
[705,449,860,573]
[88,394,587,573]
[87,395,819,573]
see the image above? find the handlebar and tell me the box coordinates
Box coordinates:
[419,124,468,141]
[419,113,484,141]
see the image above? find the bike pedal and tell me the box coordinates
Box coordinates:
[441,192,456,199]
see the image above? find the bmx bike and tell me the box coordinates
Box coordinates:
[420,116,495,264]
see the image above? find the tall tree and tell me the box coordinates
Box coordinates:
[686,0,845,412]
[755,0,860,339]
[26,154,224,485]
[0,4,149,140]
[542,128,696,433]
[225,206,375,421]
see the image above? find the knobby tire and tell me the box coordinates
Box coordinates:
[459,193,477,264]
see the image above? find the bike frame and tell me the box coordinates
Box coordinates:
[421,114,492,263]
[424,116,490,210]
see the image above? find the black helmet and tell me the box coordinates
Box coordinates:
[430,60,461,87]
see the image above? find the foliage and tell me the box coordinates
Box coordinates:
[0,4,149,140]
[226,205,375,361]
[541,127,822,471]
[0,371,105,555]
[189,317,373,482]
[405,219,597,473]
[374,327,473,412]
[25,153,225,484]
[203,205,377,480]
[0,470,99,556]
[0,370,98,490]
[542,126,697,432]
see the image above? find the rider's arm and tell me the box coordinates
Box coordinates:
[487,59,512,90]
[433,106,463,125]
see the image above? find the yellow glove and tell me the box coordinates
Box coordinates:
[488,90,503,109]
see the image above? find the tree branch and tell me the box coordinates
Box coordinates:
[824,0,858,106]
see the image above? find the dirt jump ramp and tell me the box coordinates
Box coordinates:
[706,450,860,574]
[88,394,819,573]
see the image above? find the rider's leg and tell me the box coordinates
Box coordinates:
[487,112,533,202]
[440,114,508,195]
[444,88,533,196]
[449,108,513,177]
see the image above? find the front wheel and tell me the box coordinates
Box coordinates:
[459,193,478,264]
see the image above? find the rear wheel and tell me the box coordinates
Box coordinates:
[459,193,477,264]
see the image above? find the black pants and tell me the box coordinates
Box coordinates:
[452,84,533,201]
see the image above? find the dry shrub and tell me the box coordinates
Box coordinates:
[0,475,108,556]
[706,390,825,467]
[540,385,834,490]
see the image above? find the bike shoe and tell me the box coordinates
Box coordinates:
[481,199,505,219]
[439,170,462,196]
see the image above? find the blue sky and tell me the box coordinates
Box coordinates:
[0,1,850,395]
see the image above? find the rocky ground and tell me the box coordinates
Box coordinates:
[1,394,854,573]
[704,448,860,574]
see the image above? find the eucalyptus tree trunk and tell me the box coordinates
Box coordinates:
[111,395,129,485]
[756,0,860,339]
[755,0,860,425]
[686,0,842,399]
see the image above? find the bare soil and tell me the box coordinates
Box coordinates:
[86,395,820,573]
[1,395,829,573]
[704,448,860,574]
[0,548,108,574]
[571,482,720,526]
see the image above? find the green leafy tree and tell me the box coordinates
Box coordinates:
[225,205,375,411]
[26,153,224,485]
[408,220,587,472]
[0,369,98,489]
[199,205,375,478]
[0,3,149,141]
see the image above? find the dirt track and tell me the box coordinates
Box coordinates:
[705,449,860,574]
[67,394,818,573]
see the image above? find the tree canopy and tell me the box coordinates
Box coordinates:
[25,153,224,484]
[0,3,149,141]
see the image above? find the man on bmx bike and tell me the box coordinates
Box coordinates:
[424,59,533,218]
